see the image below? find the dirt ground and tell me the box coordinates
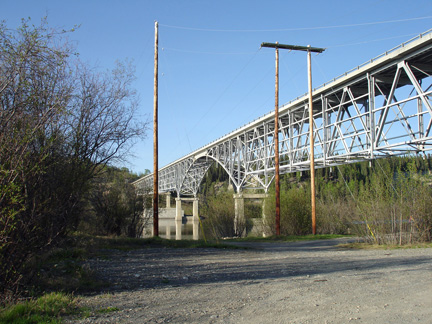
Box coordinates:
[67,238,432,323]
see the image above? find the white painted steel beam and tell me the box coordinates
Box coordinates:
[133,30,432,197]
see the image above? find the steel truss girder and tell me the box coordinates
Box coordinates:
[133,30,432,196]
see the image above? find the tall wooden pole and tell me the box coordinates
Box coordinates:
[307,48,316,235]
[274,45,281,236]
[261,42,324,236]
[153,21,159,237]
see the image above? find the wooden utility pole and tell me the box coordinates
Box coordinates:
[274,44,281,236]
[261,42,325,235]
[153,21,159,237]
[307,48,317,235]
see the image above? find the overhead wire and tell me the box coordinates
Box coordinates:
[159,16,432,33]
[158,44,193,157]
[155,12,431,162]
[181,48,261,146]
[152,6,429,237]
[186,49,259,140]
[161,47,258,55]
[279,51,308,102]
[200,48,275,139]
[161,45,263,160]
[327,33,420,49]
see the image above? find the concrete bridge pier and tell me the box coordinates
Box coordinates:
[164,192,171,208]
[234,193,269,237]
[165,225,171,239]
[175,198,182,240]
[164,193,172,239]
[192,198,199,240]
[233,193,245,237]
[175,197,200,240]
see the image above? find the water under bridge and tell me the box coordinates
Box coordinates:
[133,30,432,239]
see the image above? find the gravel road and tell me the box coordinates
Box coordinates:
[68,238,432,323]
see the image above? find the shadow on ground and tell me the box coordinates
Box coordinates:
[84,238,431,293]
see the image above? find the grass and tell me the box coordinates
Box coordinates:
[96,306,120,314]
[0,292,76,324]
[65,234,241,252]
[62,233,352,251]
[0,293,122,323]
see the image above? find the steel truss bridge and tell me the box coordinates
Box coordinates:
[134,30,432,197]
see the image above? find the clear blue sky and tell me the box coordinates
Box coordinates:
[2,0,432,174]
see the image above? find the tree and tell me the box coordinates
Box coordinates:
[0,18,148,298]
[87,167,144,237]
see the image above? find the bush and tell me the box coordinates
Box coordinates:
[201,190,236,238]
[264,186,312,236]
[316,198,353,235]
[352,161,432,244]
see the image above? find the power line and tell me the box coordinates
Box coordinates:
[161,33,421,56]
[327,33,419,49]
[183,49,260,140]
[161,47,258,55]
[159,16,432,33]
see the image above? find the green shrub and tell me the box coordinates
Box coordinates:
[264,186,312,235]
[201,190,236,238]
[316,198,352,235]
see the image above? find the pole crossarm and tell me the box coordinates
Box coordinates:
[134,30,432,197]
[261,42,325,53]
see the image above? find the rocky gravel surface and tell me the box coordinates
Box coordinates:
[67,238,432,323]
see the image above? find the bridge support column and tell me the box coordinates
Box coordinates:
[233,193,245,237]
[146,217,154,237]
[175,198,182,240]
[192,198,199,240]
[166,225,171,239]
[165,193,171,208]
[262,196,268,237]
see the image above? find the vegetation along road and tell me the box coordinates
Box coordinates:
[67,238,432,323]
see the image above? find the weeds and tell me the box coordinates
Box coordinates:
[96,306,120,314]
[0,293,76,324]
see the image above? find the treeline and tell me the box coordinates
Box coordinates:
[0,19,147,299]
[198,156,432,243]
[271,156,432,243]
